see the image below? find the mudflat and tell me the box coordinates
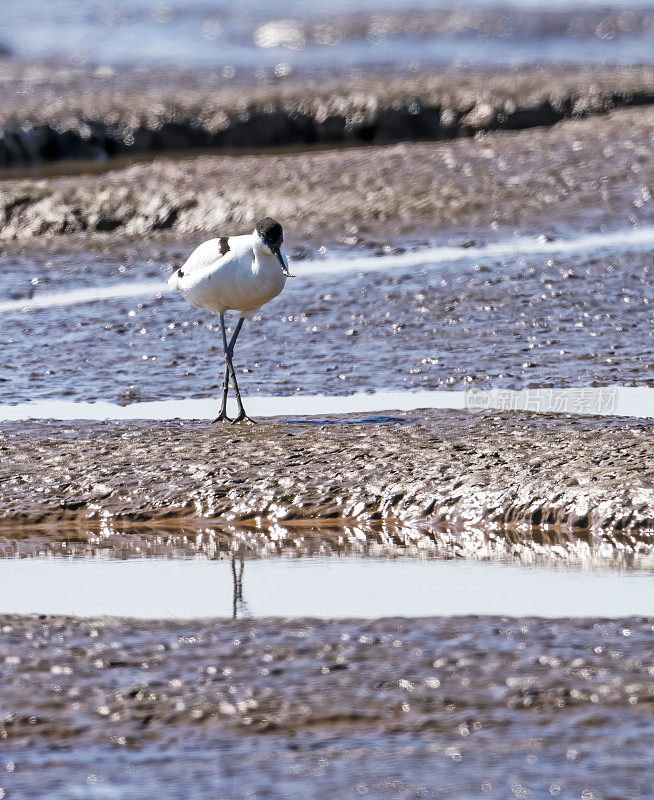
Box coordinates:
[1,63,653,167]
[1,614,653,798]
[2,22,654,797]
[1,412,652,562]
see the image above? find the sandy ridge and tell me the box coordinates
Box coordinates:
[1,412,652,543]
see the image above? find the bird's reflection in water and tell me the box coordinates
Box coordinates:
[231,556,247,619]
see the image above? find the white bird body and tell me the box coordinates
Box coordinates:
[168,232,288,318]
[167,217,292,423]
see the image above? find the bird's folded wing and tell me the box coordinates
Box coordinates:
[170,234,253,287]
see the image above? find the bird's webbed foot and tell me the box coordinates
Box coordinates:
[212,411,233,423]
[232,411,256,425]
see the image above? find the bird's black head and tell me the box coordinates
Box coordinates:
[255,217,283,248]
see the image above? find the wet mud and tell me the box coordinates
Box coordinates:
[1,614,653,798]
[1,103,652,243]
[1,412,652,555]
[2,9,653,798]
[0,63,653,169]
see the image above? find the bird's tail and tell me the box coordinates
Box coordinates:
[167,269,182,291]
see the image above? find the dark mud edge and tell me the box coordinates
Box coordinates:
[1,411,652,556]
[2,104,653,240]
[1,64,653,168]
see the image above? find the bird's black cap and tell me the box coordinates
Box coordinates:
[255,217,283,247]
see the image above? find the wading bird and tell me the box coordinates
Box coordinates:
[168,217,293,423]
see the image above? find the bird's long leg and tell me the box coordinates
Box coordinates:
[224,317,255,425]
[236,559,244,601]
[231,556,246,619]
[216,317,247,420]
[212,313,233,423]
[219,363,230,414]
[231,556,238,619]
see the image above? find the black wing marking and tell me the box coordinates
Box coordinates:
[178,236,230,279]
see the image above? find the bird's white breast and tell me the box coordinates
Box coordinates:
[170,234,287,317]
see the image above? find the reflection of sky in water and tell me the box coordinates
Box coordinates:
[0,387,652,420]
[1,556,653,619]
[2,0,654,68]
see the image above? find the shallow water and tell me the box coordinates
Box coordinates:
[3,226,654,311]
[2,556,653,618]
[2,228,652,405]
[1,386,652,421]
[3,0,654,71]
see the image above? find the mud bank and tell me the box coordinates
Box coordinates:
[1,104,653,241]
[1,615,653,799]
[1,63,653,169]
[1,412,652,544]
